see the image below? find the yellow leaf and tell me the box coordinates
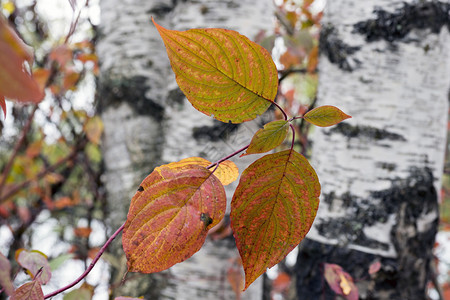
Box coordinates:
[153,18,278,123]
[84,116,104,145]
[166,157,239,186]
[339,273,351,295]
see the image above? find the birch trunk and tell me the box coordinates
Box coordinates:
[97,0,274,298]
[296,1,450,299]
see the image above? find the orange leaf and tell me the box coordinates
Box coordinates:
[32,68,50,91]
[324,263,358,300]
[26,140,42,158]
[231,150,320,289]
[167,157,239,186]
[11,280,44,300]
[153,18,278,123]
[63,69,80,91]
[0,252,14,296]
[273,272,291,292]
[244,120,289,155]
[303,105,351,127]
[15,249,51,285]
[74,227,92,238]
[122,161,226,273]
[49,45,72,67]
[0,16,44,103]
[307,45,319,73]
[84,116,104,145]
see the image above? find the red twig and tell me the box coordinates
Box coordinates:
[44,222,126,299]
[206,143,250,169]
[289,123,296,150]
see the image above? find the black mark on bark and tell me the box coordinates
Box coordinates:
[301,168,438,299]
[193,120,240,142]
[98,74,164,121]
[326,123,406,142]
[319,25,361,72]
[355,1,450,42]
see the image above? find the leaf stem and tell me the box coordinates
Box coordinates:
[272,101,288,121]
[0,137,86,204]
[289,123,296,151]
[206,143,250,169]
[43,222,126,299]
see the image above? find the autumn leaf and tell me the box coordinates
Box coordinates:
[16,249,51,285]
[0,252,14,296]
[0,15,44,105]
[84,116,104,145]
[73,227,92,238]
[303,105,351,127]
[123,160,226,273]
[231,150,320,289]
[0,95,5,118]
[11,280,44,300]
[166,157,239,186]
[244,120,289,155]
[324,263,358,300]
[153,18,278,123]
[368,261,381,275]
[62,283,94,300]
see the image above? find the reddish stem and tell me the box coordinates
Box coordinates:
[44,222,126,299]
[289,123,296,150]
[272,101,288,121]
[206,143,250,169]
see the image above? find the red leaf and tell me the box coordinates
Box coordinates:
[368,261,381,275]
[123,160,226,273]
[11,280,43,300]
[0,252,14,296]
[15,249,51,285]
[324,263,358,300]
[231,150,320,289]
[0,16,44,103]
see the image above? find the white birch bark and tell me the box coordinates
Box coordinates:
[297,0,450,298]
[98,0,275,298]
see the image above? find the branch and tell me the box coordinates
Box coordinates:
[0,105,38,197]
[44,222,126,299]
[278,68,308,82]
[206,143,250,169]
[0,138,86,204]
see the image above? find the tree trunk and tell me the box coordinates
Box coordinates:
[97,0,274,298]
[296,1,450,299]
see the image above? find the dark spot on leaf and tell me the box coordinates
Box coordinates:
[137,186,144,192]
[200,212,213,227]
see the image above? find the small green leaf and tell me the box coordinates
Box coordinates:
[48,253,75,271]
[244,120,289,155]
[153,18,278,123]
[303,105,351,127]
